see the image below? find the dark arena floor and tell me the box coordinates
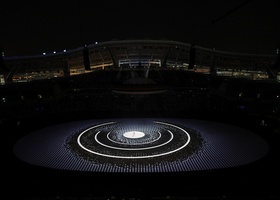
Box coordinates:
[2,70,280,200]
[4,111,280,200]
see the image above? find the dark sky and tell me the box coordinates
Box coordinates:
[1,0,280,57]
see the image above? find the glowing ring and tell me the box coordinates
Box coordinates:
[77,121,190,159]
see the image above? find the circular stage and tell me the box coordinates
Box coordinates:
[13,118,269,173]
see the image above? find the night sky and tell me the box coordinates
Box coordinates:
[1,0,280,57]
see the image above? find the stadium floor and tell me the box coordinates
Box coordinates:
[4,111,280,199]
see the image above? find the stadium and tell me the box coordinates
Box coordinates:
[1,39,280,199]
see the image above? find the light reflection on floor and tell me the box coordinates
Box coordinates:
[13,118,270,173]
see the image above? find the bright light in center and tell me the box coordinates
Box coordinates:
[123,131,145,139]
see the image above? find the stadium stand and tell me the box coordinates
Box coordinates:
[1,40,280,200]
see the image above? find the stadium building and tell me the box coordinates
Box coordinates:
[1,40,280,200]
[1,40,280,83]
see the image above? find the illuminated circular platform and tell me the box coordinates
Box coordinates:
[123,131,145,138]
[13,118,269,173]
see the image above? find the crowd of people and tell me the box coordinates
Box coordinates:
[2,67,280,200]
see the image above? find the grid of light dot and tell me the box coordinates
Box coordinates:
[13,118,269,173]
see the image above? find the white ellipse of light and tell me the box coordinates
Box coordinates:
[77,121,190,159]
[123,131,145,138]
